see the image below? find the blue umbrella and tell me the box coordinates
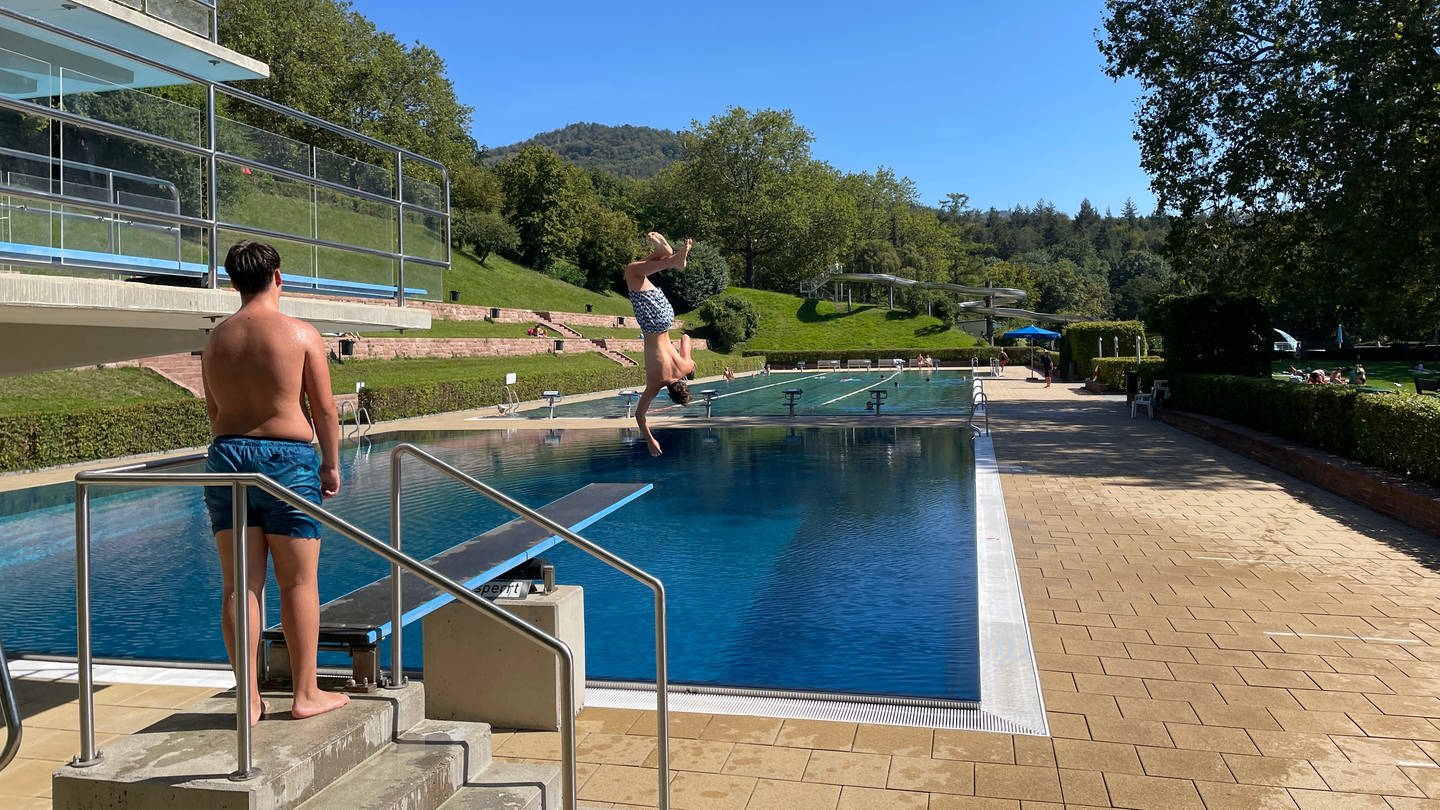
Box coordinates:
[1001,324,1060,340]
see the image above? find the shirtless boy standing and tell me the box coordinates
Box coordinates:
[201,240,350,725]
[626,232,696,457]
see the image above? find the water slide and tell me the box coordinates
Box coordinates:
[816,271,1087,324]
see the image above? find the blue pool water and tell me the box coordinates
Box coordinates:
[533,369,976,418]
[0,427,979,701]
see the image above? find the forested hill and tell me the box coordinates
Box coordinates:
[486,122,680,178]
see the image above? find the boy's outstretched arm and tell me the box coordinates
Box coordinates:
[635,386,663,457]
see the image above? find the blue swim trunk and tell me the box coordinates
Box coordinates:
[203,435,324,538]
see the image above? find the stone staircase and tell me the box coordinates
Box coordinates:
[589,340,639,367]
[51,681,563,809]
[139,351,205,397]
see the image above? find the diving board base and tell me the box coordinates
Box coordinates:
[423,584,585,732]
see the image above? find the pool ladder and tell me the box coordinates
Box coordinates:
[70,447,674,810]
[968,378,990,436]
[338,399,373,440]
[0,634,20,775]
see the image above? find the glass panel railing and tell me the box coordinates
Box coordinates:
[111,0,215,39]
[61,75,203,147]
[315,185,395,254]
[316,244,394,291]
[216,160,314,242]
[58,121,205,218]
[315,146,392,198]
[217,115,311,177]
[403,209,446,263]
[401,159,443,211]
[400,260,443,302]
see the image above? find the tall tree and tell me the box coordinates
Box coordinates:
[1099,0,1440,337]
[494,145,585,271]
[676,107,813,287]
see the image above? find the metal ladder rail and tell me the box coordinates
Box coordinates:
[969,380,990,437]
[337,400,373,440]
[390,443,672,810]
[73,460,585,810]
[0,635,21,774]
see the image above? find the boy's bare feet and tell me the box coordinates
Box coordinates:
[676,238,692,268]
[291,689,350,719]
[646,231,673,258]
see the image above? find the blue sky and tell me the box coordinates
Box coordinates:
[345,0,1155,218]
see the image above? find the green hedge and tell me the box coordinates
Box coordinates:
[748,347,1049,367]
[1353,392,1440,486]
[1064,321,1147,375]
[0,399,210,472]
[1092,357,1167,390]
[1167,374,1440,484]
[359,355,765,420]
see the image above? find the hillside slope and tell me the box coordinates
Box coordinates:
[486,122,680,178]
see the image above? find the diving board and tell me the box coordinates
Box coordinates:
[262,481,650,686]
[0,240,428,299]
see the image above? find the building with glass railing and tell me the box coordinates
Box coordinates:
[0,0,442,374]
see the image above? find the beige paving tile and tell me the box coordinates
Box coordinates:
[1103,771,1205,809]
[773,719,855,752]
[745,778,839,810]
[1165,722,1259,754]
[1328,735,1433,765]
[0,758,55,798]
[1310,760,1424,797]
[576,732,658,766]
[1222,753,1328,789]
[699,715,783,745]
[886,753,974,794]
[926,794,1021,809]
[646,737,734,773]
[851,724,932,757]
[668,770,755,810]
[1012,735,1055,767]
[932,730,1016,763]
[972,763,1062,803]
[631,710,712,739]
[1137,744,1233,781]
[1193,780,1299,809]
[1052,738,1142,774]
[1245,729,1347,761]
[1057,767,1109,806]
[493,729,570,760]
[836,784,929,809]
[576,707,645,736]
[800,750,890,788]
[577,763,660,806]
[720,742,810,781]
[1087,715,1173,747]
[1285,787,1392,808]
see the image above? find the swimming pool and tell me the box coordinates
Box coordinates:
[527,369,978,418]
[0,426,979,702]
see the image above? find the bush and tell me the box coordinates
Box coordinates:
[657,240,728,312]
[0,399,209,472]
[1150,294,1270,376]
[699,294,759,351]
[1091,357,1167,389]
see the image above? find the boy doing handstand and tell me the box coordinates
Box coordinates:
[626,232,695,457]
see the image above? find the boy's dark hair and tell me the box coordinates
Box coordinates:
[666,380,692,406]
[224,240,281,295]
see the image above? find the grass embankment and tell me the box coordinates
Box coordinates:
[0,368,191,414]
[442,252,631,315]
[686,287,982,352]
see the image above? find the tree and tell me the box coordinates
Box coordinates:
[676,107,814,288]
[494,145,585,271]
[699,294,760,350]
[1099,0,1440,337]
[656,240,729,313]
[450,209,517,265]
[573,202,637,291]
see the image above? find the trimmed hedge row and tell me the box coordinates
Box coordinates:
[1093,357,1168,390]
[359,355,766,420]
[1168,374,1440,486]
[0,399,210,472]
[749,347,1050,367]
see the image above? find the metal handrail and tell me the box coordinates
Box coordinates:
[389,444,671,809]
[337,401,373,440]
[0,635,21,774]
[72,458,582,807]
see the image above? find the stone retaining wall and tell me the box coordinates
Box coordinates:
[338,337,598,361]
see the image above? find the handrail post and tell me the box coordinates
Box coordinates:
[387,452,404,689]
[72,481,100,767]
[0,635,21,774]
[230,482,258,780]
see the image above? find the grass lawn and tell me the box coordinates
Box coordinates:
[683,287,983,352]
[1269,358,1436,391]
[443,251,632,316]
[0,367,191,414]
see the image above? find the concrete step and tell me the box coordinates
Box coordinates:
[52,682,427,810]
[296,718,492,810]
[435,761,563,810]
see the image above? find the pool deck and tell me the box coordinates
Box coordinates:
[7,374,1440,808]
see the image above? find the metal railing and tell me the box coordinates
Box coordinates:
[337,400,372,440]
[0,635,21,774]
[968,379,990,437]
[389,444,671,809]
[72,450,597,808]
